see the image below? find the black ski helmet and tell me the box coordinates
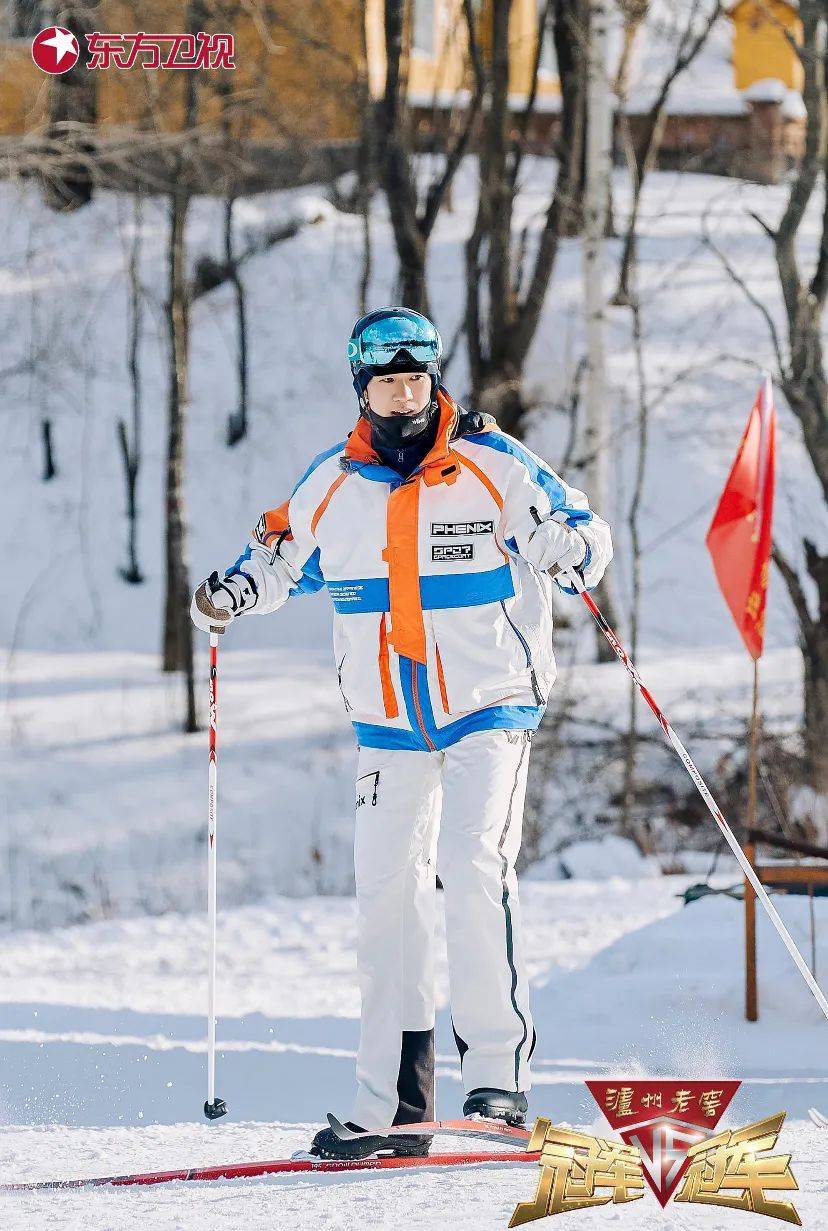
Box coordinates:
[348,307,442,411]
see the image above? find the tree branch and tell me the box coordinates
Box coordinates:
[700,202,787,376]
[772,541,814,634]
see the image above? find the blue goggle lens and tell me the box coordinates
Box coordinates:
[349,316,441,369]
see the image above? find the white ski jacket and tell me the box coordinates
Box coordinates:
[223,390,612,750]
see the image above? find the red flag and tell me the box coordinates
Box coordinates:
[705,375,776,659]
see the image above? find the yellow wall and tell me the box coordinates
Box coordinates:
[730,0,803,92]
[365,0,561,103]
[0,0,807,142]
[0,1,362,141]
[0,42,49,133]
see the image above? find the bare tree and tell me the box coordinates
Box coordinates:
[759,0,828,799]
[464,0,587,434]
[581,0,620,655]
[375,0,485,313]
[39,2,98,211]
[117,190,145,584]
[620,286,649,841]
[160,2,205,734]
[613,0,723,306]
[356,0,375,313]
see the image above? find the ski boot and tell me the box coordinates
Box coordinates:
[462,1088,528,1127]
[309,1116,432,1160]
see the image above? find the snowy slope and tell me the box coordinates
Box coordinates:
[0,878,825,1226]
[1,165,823,659]
[0,641,803,928]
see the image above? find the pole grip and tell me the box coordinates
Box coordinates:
[528,504,577,587]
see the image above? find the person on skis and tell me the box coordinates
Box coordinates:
[191,307,613,1159]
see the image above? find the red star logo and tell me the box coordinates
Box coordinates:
[31,26,80,75]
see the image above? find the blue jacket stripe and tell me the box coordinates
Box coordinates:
[327,565,514,614]
[290,439,348,498]
[464,431,594,527]
[352,704,545,751]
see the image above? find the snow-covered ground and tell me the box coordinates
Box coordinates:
[1,875,826,1226]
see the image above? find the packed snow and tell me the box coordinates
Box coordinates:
[0,877,825,1226]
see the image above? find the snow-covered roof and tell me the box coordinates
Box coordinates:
[621,0,805,119]
[622,0,744,117]
[404,0,805,122]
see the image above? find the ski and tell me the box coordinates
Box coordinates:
[2,1117,537,1191]
[3,1146,539,1192]
[327,1113,533,1148]
[808,1107,828,1129]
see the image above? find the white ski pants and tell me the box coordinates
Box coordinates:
[349,727,536,1131]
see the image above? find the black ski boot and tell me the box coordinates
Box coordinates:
[462,1088,528,1127]
[309,1118,432,1160]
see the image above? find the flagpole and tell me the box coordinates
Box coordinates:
[745,658,760,1020]
[748,657,759,836]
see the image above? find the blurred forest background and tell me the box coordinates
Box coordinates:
[1,0,827,929]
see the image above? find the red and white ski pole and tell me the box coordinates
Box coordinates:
[204,631,227,1119]
[536,509,828,1024]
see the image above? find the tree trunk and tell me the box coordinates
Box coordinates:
[621,294,649,840]
[613,3,723,305]
[160,1,203,734]
[225,196,250,447]
[582,0,619,660]
[41,418,57,481]
[802,616,828,797]
[375,0,483,317]
[468,0,587,433]
[766,1,828,798]
[552,0,588,237]
[162,179,197,733]
[42,2,98,211]
[119,189,144,584]
[475,362,527,435]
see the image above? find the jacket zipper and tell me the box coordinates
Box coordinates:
[410,661,436,751]
[357,770,380,805]
[500,600,544,706]
[337,654,353,712]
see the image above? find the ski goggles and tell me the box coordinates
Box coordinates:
[348,314,442,372]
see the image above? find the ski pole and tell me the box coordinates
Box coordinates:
[204,631,227,1119]
[533,507,828,1024]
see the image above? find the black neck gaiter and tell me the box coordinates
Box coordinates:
[367,402,439,477]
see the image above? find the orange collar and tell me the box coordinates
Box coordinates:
[344,388,459,481]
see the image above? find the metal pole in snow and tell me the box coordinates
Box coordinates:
[204,631,227,1119]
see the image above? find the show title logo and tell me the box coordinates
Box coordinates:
[510,1081,801,1226]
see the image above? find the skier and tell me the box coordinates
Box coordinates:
[191,307,613,1159]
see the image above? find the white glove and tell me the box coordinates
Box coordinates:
[190,570,256,634]
[523,517,587,575]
